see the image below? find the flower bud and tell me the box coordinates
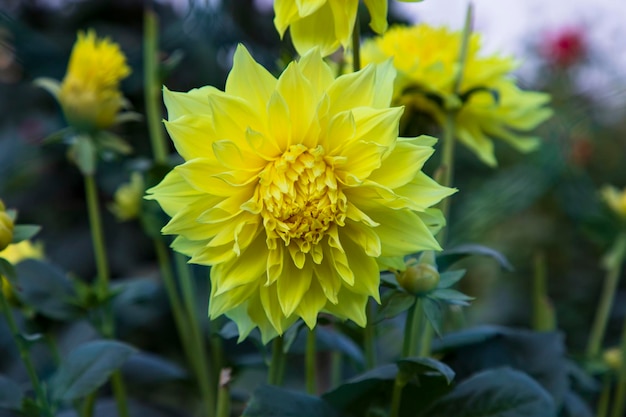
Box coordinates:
[397,251,440,295]
[0,201,14,252]
[601,185,626,219]
[109,172,144,221]
[604,347,622,371]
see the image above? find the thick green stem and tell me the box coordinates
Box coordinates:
[216,369,231,417]
[597,374,611,417]
[268,336,285,386]
[351,14,361,72]
[418,321,434,358]
[81,393,96,417]
[402,298,423,357]
[175,253,216,416]
[586,233,626,359]
[144,8,168,165]
[305,328,317,395]
[610,314,626,417]
[364,300,376,369]
[389,374,407,417]
[0,292,53,417]
[84,174,131,417]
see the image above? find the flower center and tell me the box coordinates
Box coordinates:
[258,144,346,254]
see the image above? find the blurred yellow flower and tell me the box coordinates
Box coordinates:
[362,24,552,166]
[58,30,131,131]
[601,185,626,218]
[274,0,395,56]
[109,172,145,221]
[0,200,13,252]
[0,240,44,301]
[147,45,454,342]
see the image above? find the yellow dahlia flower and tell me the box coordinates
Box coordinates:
[274,0,422,57]
[58,30,131,131]
[362,24,553,166]
[601,185,626,219]
[147,45,454,342]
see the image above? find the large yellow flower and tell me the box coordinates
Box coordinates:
[147,45,454,342]
[362,24,553,166]
[57,30,131,131]
[274,0,421,57]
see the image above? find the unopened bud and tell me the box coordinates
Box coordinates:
[397,252,440,295]
[604,347,622,371]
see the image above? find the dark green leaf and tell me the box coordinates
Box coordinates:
[432,326,569,407]
[397,357,455,385]
[15,259,82,320]
[429,288,474,306]
[11,225,41,244]
[425,367,556,417]
[0,258,16,283]
[437,244,514,271]
[422,297,443,336]
[323,364,398,412]
[0,375,23,410]
[437,269,466,289]
[51,340,137,401]
[243,384,340,417]
[374,290,416,323]
[121,352,187,384]
[560,391,593,417]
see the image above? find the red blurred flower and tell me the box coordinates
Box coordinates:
[541,27,586,68]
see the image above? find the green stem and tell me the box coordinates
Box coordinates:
[418,321,434,358]
[452,4,474,95]
[435,112,457,245]
[0,292,53,417]
[305,328,317,394]
[352,14,361,72]
[597,374,611,417]
[82,393,96,417]
[389,375,406,417]
[268,336,285,386]
[402,298,423,357]
[144,8,168,165]
[174,253,216,416]
[610,313,626,417]
[330,351,342,389]
[216,369,231,417]
[532,251,556,332]
[364,300,376,369]
[586,233,626,359]
[84,174,131,417]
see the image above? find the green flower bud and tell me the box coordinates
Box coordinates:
[0,201,14,252]
[604,347,622,371]
[397,252,440,295]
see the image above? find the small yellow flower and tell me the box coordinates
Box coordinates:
[58,30,131,131]
[0,240,44,301]
[147,45,454,342]
[109,172,145,221]
[0,200,13,252]
[274,0,404,57]
[362,24,553,166]
[601,185,626,219]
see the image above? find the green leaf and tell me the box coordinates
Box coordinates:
[374,290,416,323]
[397,357,455,385]
[437,244,514,271]
[0,375,23,410]
[69,134,97,175]
[95,131,133,155]
[425,367,556,417]
[50,340,137,402]
[323,364,398,412]
[289,325,364,365]
[432,326,569,407]
[15,259,82,320]
[121,352,187,385]
[11,225,41,244]
[33,77,61,98]
[429,288,474,306]
[0,258,16,283]
[422,296,443,336]
[41,127,73,145]
[243,384,340,417]
[437,269,466,289]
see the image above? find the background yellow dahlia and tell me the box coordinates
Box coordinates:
[362,24,553,167]
[147,45,454,342]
